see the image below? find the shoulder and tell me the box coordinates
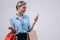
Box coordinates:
[10,16,17,20]
[23,15,30,22]
[23,15,30,19]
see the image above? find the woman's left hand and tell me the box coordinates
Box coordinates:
[34,15,39,23]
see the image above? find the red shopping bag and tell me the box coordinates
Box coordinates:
[4,32,16,40]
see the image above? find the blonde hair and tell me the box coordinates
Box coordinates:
[16,1,26,11]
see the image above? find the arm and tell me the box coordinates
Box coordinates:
[9,18,16,33]
[30,15,38,31]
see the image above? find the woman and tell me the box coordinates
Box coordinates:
[9,1,38,40]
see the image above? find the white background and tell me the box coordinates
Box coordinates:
[0,0,60,40]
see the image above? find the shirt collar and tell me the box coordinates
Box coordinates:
[15,14,25,19]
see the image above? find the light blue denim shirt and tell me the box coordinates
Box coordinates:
[10,14,30,34]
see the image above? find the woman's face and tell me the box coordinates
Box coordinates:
[17,4,26,14]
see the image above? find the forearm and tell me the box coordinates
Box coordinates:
[29,14,39,31]
[30,21,36,31]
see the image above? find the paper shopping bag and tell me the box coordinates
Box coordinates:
[27,30,38,40]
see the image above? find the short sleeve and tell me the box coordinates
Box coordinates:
[10,18,15,28]
[28,17,30,27]
[28,17,31,32]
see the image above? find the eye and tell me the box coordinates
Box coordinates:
[23,7,26,9]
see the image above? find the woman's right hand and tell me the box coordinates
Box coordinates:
[8,27,16,33]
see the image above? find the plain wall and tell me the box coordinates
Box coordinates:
[0,0,60,40]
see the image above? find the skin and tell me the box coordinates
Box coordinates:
[17,4,26,17]
[9,4,38,32]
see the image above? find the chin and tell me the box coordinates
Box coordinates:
[22,12,25,14]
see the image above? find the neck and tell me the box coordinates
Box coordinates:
[17,12,23,17]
